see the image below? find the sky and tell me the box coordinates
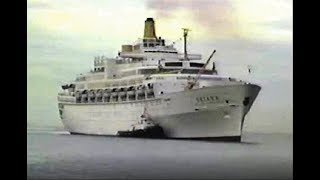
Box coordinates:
[27,0,292,133]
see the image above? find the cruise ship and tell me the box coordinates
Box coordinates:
[57,18,261,141]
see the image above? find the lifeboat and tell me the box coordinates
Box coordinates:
[68,84,75,93]
[109,88,118,101]
[111,88,118,97]
[81,90,88,103]
[127,86,135,96]
[88,90,95,98]
[88,90,96,102]
[95,89,103,102]
[75,91,81,102]
[103,89,111,97]
[81,90,88,98]
[102,89,111,102]
[146,88,154,95]
[75,91,81,98]
[96,89,103,97]
[119,87,127,97]
[136,85,145,95]
[146,89,154,99]
[111,92,118,97]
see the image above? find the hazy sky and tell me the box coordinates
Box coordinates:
[27,0,292,133]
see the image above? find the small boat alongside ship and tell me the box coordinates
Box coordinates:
[117,114,166,138]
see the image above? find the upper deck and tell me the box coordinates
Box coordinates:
[61,18,221,92]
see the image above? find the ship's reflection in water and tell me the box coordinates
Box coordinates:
[27,131,292,179]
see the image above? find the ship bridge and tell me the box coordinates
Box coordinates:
[118,18,201,61]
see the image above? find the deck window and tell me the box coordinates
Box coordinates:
[190,62,204,68]
[165,62,183,67]
[181,69,213,74]
[138,69,157,75]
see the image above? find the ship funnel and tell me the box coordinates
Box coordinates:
[144,18,157,39]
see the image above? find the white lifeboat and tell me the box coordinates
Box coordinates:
[103,89,111,97]
[127,86,135,96]
[146,84,154,95]
[75,91,81,98]
[136,85,145,95]
[111,88,118,96]
[96,89,103,97]
[119,87,127,97]
[88,90,95,98]
[81,90,88,98]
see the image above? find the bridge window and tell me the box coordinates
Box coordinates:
[144,50,177,54]
[133,44,140,50]
[165,62,183,67]
[139,69,157,75]
[181,69,213,74]
[159,69,180,73]
[123,70,136,76]
[190,62,204,68]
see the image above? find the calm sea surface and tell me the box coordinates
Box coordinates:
[27,130,292,179]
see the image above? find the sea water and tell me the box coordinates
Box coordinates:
[27,130,292,179]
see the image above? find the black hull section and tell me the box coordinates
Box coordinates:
[70,132,241,142]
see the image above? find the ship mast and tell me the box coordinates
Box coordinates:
[182,28,191,61]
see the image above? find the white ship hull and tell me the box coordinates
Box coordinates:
[59,84,260,140]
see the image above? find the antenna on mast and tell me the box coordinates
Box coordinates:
[182,28,191,61]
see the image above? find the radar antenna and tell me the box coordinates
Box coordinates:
[182,28,191,61]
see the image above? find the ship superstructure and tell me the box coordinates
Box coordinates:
[57,18,261,141]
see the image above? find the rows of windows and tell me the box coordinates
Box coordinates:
[181,69,213,74]
[136,68,214,75]
[133,44,140,51]
[144,50,178,54]
[164,62,206,68]
[138,69,158,74]
[143,39,165,47]
[75,87,155,103]
[94,67,105,72]
[158,69,213,74]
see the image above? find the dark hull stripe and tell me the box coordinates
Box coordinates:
[69,132,241,142]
